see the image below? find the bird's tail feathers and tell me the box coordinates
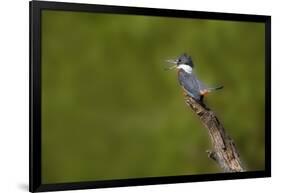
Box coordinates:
[208,85,224,91]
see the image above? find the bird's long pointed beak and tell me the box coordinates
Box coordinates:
[165,59,178,64]
[164,65,177,71]
[164,59,178,71]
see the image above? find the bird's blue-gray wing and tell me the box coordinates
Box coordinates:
[196,79,207,91]
[178,69,201,100]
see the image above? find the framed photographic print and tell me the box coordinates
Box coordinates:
[30,0,271,192]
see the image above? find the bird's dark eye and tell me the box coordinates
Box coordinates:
[178,59,181,63]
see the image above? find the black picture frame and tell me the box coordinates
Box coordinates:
[29,0,271,192]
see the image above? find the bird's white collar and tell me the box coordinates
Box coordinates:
[177,64,193,73]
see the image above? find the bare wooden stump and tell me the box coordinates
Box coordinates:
[184,96,244,172]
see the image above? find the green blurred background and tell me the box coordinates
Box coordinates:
[41,10,265,184]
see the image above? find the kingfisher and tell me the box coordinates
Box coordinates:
[166,53,223,102]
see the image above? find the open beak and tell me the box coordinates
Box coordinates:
[164,59,178,70]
